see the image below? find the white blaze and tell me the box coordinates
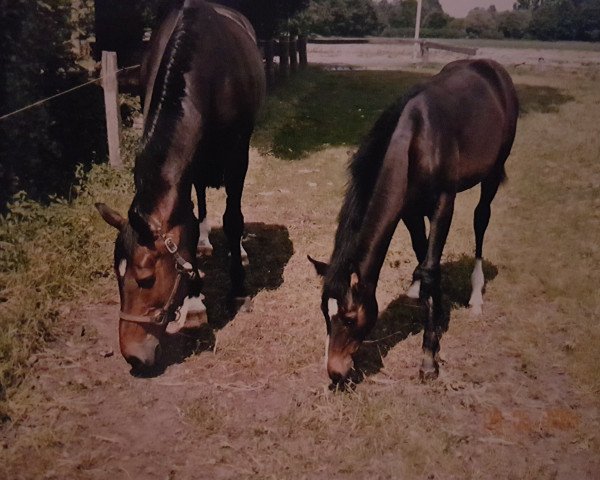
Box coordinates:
[327,298,338,318]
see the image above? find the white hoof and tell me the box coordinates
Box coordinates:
[406,280,420,299]
[469,302,483,316]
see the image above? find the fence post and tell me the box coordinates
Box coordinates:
[289,35,298,72]
[278,35,290,77]
[298,35,308,68]
[101,50,122,168]
[263,39,276,88]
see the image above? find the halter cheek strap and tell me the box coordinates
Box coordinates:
[119,229,197,326]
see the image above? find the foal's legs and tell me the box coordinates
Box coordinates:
[223,135,251,300]
[469,174,502,315]
[403,213,427,298]
[417,192,456,380]
[195,183,214,257]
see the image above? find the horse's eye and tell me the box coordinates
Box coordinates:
[342,316,355,328]
[137,277,156,289]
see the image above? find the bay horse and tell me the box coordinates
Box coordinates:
[95,0,265,370]
[309,59,518,385]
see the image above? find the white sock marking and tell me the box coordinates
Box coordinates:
[406,279,421,299]
[325,335,330,367]
[198,217,213,253]
[240,242,249,267]
[118,259,127,278]
[469,258,484,314]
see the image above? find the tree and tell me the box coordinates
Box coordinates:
[513,0,544,9]
[0,0,106,208]
[497,9,531,37]
[213,0,310,37]
[94,0,145,65]
[576,0,600,40]
[528,0,577,39]
[296,0,381,37]
[465,7,501,37]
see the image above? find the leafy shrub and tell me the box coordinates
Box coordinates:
[0,161,134,419]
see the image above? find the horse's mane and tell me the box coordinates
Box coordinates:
[129,3,197,224]
[324,85,426,300]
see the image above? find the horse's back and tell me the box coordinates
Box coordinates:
[143,0,265,127]
[401,59,518,193]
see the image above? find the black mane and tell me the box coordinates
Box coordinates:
[129,4,197,224]
[324,86,425,301]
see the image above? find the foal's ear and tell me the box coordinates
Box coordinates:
[95,203,126,230]
[308,255,329,277]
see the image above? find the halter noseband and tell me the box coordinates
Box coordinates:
[119,230,198,327]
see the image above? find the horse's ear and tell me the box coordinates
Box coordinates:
[308,255,329,277]
[128,204,158,244]
[95,203,126,231]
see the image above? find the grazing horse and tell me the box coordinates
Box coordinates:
[309,59,518,385]
[96,0,265,370]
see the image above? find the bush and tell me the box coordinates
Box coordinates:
[0,161,135,418]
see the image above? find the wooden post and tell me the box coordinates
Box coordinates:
[413,0,423,60]
[278,35,290,77]
[264,39,276,87]
[298,35,308,68]
[101,51,122,168]
[289,35,298,72]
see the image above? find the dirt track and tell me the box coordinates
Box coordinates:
[2,45,599,479]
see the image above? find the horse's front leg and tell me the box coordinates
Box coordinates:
[195,183,214,257]
[417,192,455,380]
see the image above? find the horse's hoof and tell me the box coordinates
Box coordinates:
[419,357,439,381]
[234,296,253,313]
[406,280,420,299]
[197,244,214,257]
[469,303,483,316]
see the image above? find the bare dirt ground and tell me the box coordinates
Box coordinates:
[1,45,599,479]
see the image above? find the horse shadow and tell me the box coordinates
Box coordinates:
[350,255,498,384]
[156,222,294,370]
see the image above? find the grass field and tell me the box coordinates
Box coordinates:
[0,62,598,478]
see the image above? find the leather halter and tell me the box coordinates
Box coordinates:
[119,231,197,327]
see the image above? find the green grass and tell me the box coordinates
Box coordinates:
[254,67,575,159]
[254,68,428,159]
[0,161,134,420]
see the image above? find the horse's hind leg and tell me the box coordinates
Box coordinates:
[195,183,214,257]
[223,135,251,304]
[403,213,427,298]
[418,192,455,380]
[470,173,503,315]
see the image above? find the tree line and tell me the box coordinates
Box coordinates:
[296,0,600,41]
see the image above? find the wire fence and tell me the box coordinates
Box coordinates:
[0,64,140,122]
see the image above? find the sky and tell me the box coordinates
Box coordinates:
[438,0,515,17]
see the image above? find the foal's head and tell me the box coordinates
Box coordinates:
[96,203,199,371]
[308,256,378,385]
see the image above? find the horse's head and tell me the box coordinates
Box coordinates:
[308,256,378,386]
[96,203,200,371]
